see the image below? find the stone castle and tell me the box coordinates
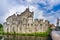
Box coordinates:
[3,8,50,33]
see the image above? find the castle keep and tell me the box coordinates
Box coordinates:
[3,8,50,33]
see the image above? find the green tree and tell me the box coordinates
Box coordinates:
[0,24,3,28]
[0,24,3,34]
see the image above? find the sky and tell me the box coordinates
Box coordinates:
[0,0,60,25]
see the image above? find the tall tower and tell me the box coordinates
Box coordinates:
[56,18,60,31]
[56,18,59,27]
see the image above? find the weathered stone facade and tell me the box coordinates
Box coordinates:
[3,8,50,33]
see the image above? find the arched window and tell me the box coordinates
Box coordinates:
[40,24,42,26]
[28,24,29,26]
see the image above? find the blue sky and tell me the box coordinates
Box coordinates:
[0,0,60,25]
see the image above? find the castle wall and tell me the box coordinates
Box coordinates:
[3,8,49,33]
[3,19,49,33]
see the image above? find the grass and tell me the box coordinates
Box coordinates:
[1,32,49,37]
[0,27,3,34]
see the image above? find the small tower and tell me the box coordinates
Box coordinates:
[25,7,29,12]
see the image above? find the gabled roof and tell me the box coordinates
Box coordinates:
[19,7,33,17]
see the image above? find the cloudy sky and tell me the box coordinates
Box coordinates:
[0,0,60,25]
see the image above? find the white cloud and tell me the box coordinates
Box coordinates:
[46,15,56,25]
[45,10,60,26]
[27,0,60,10]
[26,0,32,2]
[4,5,45,22]
[0,0,60,25]
[47,0,60,5]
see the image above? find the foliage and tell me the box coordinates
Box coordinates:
[0,24,3,28]
[2,32,49,37]
[0,24,3,34]
[0,24,3,32]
